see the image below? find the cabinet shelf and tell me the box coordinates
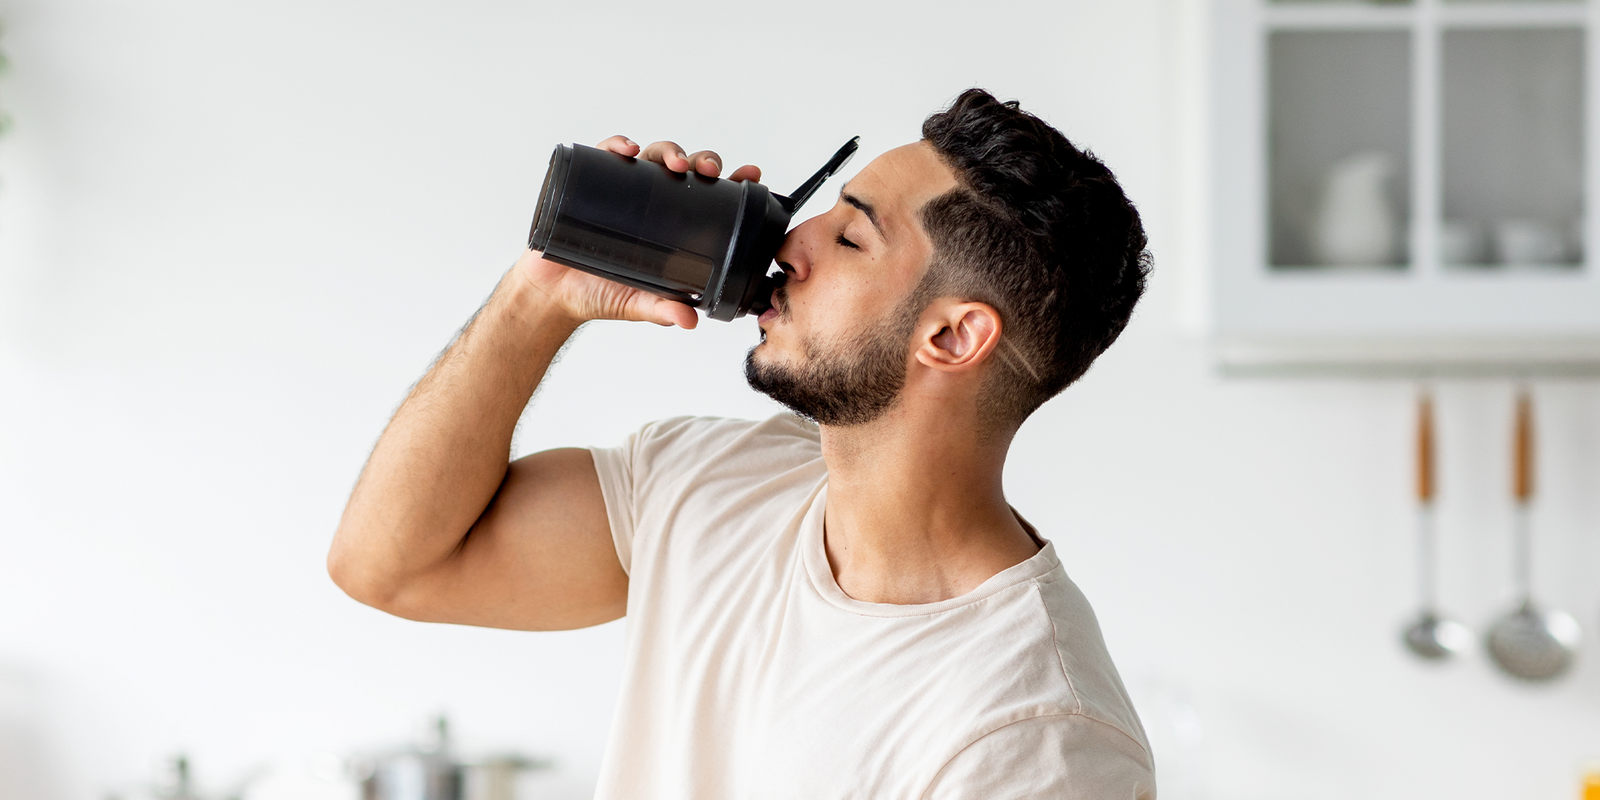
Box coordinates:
[1263,3,1587,30]
[1216,337,1600,378]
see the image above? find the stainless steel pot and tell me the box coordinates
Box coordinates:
[106,755,261,800]
[349,717,547,800]
[356,749,460,800]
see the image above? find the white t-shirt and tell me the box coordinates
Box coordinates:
[588,414,1155,799]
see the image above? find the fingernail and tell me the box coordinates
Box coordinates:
[624,137,637,147]
[676,151,687,162]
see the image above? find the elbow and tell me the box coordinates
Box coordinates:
[326,527,401,612]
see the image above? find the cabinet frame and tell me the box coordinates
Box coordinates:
[1203,0,1600,376]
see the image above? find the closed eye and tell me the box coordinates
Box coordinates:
[835,233,860,250]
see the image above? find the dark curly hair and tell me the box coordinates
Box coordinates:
[918,88,1150,428]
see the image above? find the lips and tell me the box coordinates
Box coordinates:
[760,287,785,325]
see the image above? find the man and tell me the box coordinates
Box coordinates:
[329,89,1154,798]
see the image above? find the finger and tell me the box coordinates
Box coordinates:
[640,141,690,173]
[685,150,723,177]
[727,164,762,183]
[596,134,640,156]
[644,296,698,329]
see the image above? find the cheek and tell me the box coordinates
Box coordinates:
[791,282,858,334]
[824,277,900,328]
[790,245,911,330]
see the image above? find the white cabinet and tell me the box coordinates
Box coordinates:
[1200,0,1600,375]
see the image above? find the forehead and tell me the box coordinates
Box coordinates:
[841,141,960,237]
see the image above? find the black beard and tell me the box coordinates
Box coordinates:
[744,304,918,428]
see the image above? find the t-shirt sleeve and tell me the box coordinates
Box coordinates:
[922,714,1156,800]
[589,416,803,577]
[588,427,644,576]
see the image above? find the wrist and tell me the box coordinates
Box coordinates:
[502,250,586,335]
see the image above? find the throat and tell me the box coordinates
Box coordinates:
[820,492,1042,605]
[814,400,1037,604]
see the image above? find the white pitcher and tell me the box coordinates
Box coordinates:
[1313,150,1398,266]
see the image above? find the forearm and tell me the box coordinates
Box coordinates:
[323,134,735,624]
[329,253,580,605]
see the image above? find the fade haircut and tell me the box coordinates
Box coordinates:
[918,89,1151,429]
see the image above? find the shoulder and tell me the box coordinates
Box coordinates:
[921,712,1155,800]
[1028,567,1149,750]
[616,414,820,485]
[592,413,818,482]
[921,553,1153,795]
[587,413,824,574]
[904,549,1152,781]
[590,412,823,513]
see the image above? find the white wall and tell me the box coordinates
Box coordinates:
[1,1,1597,798]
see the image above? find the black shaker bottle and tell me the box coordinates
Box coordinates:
[528,137,859,321]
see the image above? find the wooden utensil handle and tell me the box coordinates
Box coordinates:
[1416,391,1435,503]
[1514,389,1534,502]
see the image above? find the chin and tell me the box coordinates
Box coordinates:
[747,340,781,371]
[745,339,801,382]
[750,330,788,361]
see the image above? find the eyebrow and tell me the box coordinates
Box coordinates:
[840,189,885,240]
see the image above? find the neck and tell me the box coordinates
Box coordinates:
[819,403,1040,604]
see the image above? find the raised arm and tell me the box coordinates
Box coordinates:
[327,136,759,631]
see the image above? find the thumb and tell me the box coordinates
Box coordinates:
[648,297,699,329]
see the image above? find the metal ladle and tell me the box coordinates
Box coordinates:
[1401,390,1472,660]
[1485,388,1581,682]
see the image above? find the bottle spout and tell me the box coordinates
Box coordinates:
[775,136,860,215]
[744,271,788,316]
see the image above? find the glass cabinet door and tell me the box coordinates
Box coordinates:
[1269,30,1413,270]
[1441,27,1584,269]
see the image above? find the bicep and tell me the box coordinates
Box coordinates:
[387,448,628,631]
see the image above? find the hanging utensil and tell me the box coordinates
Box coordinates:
[1485,388,1581,682]
[1401,389,1472,660]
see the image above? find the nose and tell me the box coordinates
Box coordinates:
[772,217,819,284]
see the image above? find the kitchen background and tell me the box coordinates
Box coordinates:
[2,0,1599,798]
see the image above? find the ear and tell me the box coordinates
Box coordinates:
[914,300,1002,373]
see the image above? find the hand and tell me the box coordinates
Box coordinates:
[516,135,763,330]
[596,134,762,184]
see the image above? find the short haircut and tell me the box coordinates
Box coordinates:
[919,89,1151,428]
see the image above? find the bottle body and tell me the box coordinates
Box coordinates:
[528,144,785,320]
